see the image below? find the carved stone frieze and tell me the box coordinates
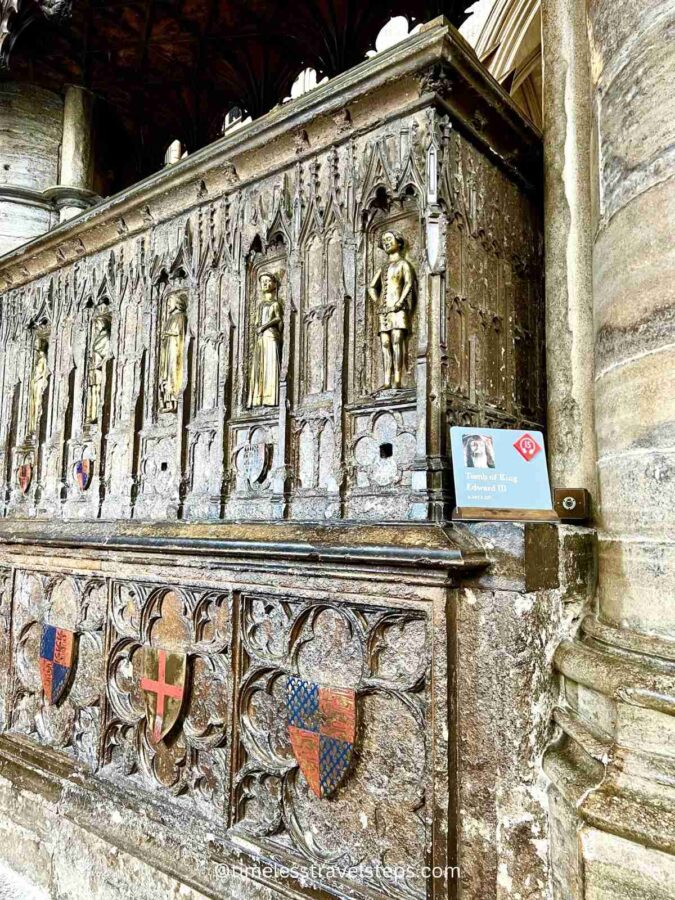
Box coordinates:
[104,581,231,811]
[233,595,430,900]
[9,570,106,768]
[0,65,543,528]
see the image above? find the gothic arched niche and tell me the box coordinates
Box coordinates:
[298,225,343,404]
[244,233,287,414]
[361,193,422,398]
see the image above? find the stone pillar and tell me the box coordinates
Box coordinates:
[541,0,597,497]
[58,85,96,222]
[590,0,675,637]
[545,1,675,896]
[0,83,63,256]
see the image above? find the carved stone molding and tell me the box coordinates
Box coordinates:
[0,0,71,68]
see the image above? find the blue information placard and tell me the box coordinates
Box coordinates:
[450,427,555,518]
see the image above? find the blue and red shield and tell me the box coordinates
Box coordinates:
[39,625,76,705]
[286,675,356,798]
[74,458,92,491]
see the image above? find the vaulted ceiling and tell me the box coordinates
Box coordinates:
[1,0,471,179]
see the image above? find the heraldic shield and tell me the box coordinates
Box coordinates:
[39,625,75,705]
[74,458,92,491]
[141,647,187,743]
[286,675,357,799]
[17,463,32,495]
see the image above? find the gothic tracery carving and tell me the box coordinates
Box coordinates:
[247,272,283,409]
[158,289,188,413]
[0,108,543,523]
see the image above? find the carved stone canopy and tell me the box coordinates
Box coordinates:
[4,1,469,180]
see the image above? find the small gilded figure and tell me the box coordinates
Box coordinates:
[84,308,112,425]
[248,272,284,408]
[27,334,49,436]
[158,290,188,413]
[368,230,416,390]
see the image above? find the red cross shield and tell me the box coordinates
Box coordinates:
[17,463,32,494]
[140,647,187,743]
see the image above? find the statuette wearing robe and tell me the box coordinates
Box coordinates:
[368,231,416,390]
[247,273,284,408]
[27,335,50,437]
[158,290,188,413]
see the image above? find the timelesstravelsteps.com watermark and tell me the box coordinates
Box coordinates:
[214,861,461,883]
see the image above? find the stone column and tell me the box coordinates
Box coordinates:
[58,85,96,222]
[0,83,63,255]
[545,1,675,896]
[590,0,675,637]
[541,0,597,497]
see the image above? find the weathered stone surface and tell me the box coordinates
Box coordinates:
[581,828,675,900]
[544,2,675,894]
[593,177,675,374]
[597,538,675,636]
[542,0,597,495]
[591,11,675,224]
[456,558,590,899]
[597,450,675,537]
[0,84,62,193]
[595,346,675,455]
[0,83,62,256]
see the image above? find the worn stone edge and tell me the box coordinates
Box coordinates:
[0,520,488,572]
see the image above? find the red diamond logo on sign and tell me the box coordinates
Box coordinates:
[513,433,542,462]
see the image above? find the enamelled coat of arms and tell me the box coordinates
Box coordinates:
[17,462,33,495]
[39,624,76,705]
[140,647,187,743]
[286,675,357,798]
[74,457,92,491]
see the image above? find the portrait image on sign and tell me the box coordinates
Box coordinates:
[462,434,496,469]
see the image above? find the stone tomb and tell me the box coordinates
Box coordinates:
[0,19,570,900]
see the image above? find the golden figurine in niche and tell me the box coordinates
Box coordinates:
[85,308,112,425]
[248,272,284,408]
[159,290,188,413]
[27,334,49,436]
[368,231,416,390]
